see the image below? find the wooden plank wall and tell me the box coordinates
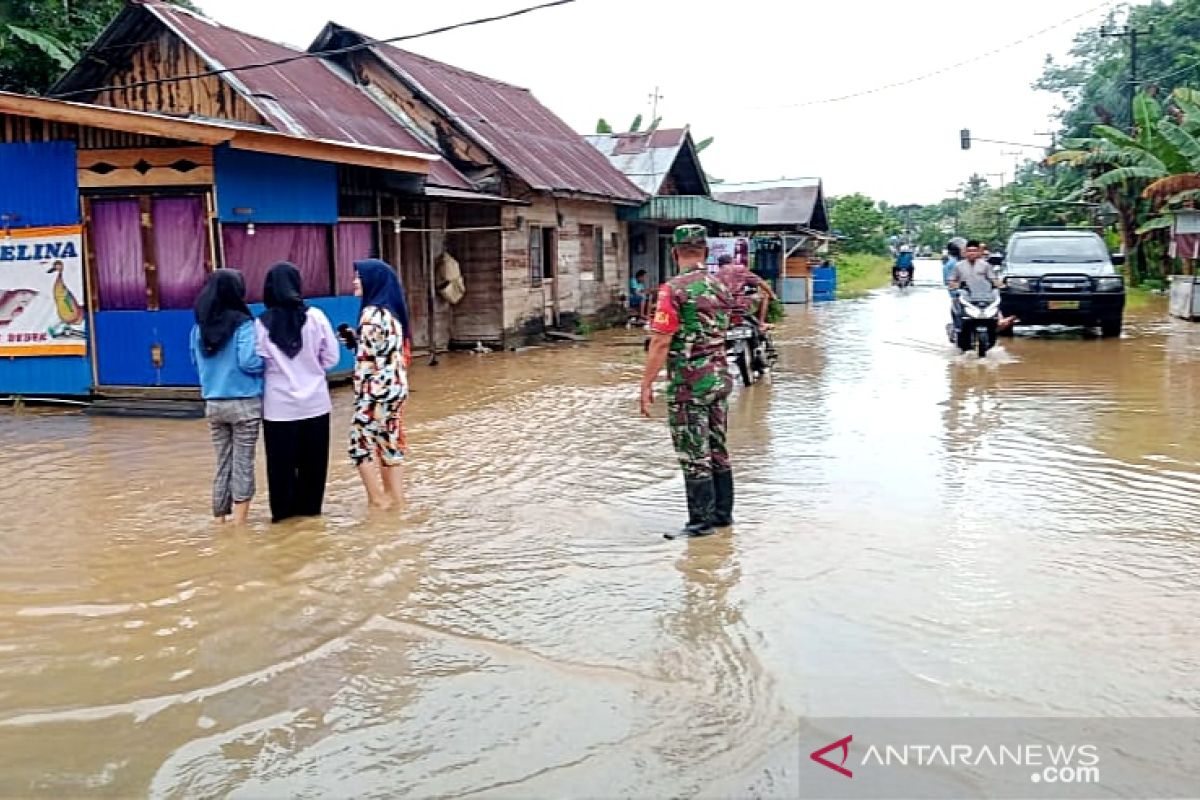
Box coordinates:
[92,29,266,126]
[445,203,502,345]
[352,55,493,168]
[0,113,180,149]
[77,146,213,188]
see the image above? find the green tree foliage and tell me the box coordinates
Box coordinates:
[595,118,612,134]
[1037,1,1200,137]
[829,193,890,255]
[0,0,200,95]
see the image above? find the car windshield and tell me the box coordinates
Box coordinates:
[1009,236,1107,264]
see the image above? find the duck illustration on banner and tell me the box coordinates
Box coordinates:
[0,225,87,356]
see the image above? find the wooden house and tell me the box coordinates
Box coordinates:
[311,23,647,343]
[585,128,758,290]
[714,180,833,302]
[0,91,432,396]
[48,0,515,365]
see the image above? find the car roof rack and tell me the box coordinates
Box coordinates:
[1012,225,1104,234]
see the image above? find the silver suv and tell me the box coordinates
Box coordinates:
[999,229,1126,337]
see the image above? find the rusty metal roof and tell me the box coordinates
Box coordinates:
[714,180,830,231]
[53,1,471,189]
[372,44,645,204]
[584,129,708,196]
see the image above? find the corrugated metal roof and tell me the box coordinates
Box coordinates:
[714,180,829,231]
[618,195,758,227]
[373,44,645,204]
[584,129,702,196]
[133,2,471,190]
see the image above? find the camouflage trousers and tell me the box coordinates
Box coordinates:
[667,396,731,480]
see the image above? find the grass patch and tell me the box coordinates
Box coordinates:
[835,254,893,299]
[1126,285,1166,312]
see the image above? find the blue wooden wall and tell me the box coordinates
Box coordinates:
[214,147,337,224]
[0,141,79,229]
[0,141,89,397]
[93,297,359,388]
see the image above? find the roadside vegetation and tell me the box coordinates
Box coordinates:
[834,254,892,299]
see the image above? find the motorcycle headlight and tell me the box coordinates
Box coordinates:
[962,302,982,318]
[1005,277,1033,292]
[1095,276,1124,292]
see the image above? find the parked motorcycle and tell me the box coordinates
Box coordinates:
[954,287,1002,357]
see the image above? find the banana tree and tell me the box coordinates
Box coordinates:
[1047,91,1200,281]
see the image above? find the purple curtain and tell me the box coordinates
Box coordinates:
[92,199,146,311]
[335,222,375,295]
[222,224,331,303]
[153,196,208,310]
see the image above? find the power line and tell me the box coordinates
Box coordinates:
[1139,57,1200,87]
[756,0,1119,110]
[51,0,578,100]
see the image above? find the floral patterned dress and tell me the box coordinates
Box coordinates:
[349,306,408,466]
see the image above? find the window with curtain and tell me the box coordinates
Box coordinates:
[222,224,332,303]
[91,198,147,311]
[154,196,208,310]
[335,222,376,295]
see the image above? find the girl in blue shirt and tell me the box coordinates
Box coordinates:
[190,269,264,524]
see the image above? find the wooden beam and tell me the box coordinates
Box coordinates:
[78,166,213,189]
[77,146,212,169]
[228,131,432,176]
[0,93,231,144]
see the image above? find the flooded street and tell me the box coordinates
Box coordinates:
[2,263,1199,797]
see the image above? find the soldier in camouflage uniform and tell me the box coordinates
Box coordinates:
[640,224,737,539]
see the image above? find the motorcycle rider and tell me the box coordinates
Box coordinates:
[947,239,1001,332]
[717,254,775,329]
[943,239,963,338]
[893,245,915,284]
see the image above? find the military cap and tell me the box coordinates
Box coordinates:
[672,224,708,247]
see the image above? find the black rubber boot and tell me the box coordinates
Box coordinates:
[665,478,717,540]
[712,468,734,527]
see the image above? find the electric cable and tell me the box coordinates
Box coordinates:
[754,0,1121,110]
[51,0,577,100]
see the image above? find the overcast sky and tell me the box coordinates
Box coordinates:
[193,0,1131,206]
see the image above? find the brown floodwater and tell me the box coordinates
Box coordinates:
[2,264,1199,797]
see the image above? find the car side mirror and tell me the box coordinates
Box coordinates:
[987,254,1004,267]
[1111,253,1126,266]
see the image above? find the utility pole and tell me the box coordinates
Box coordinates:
[1001,150,1024,208]
[648,86,663,125]
[1101,24,1154,133]
[946,188,962,233]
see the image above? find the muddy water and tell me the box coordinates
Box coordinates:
[2,264,1199,797]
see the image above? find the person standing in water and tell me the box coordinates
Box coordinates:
[342,259,410,510]
[640,224,737,540]
[255,262,340,523]
[190,269,263,525]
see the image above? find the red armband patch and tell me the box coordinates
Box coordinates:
[649,283,679,334]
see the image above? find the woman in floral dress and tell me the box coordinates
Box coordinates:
[348,259,410,510]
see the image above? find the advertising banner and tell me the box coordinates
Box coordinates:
[0,225,87,356]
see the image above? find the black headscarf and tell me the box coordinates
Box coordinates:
[260,262,308,359]
[355,259,411,343]
[194,269,251,356]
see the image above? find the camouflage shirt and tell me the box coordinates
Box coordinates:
[650,266,735,404]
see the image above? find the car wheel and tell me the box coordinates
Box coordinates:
[1100,318,1123,338]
